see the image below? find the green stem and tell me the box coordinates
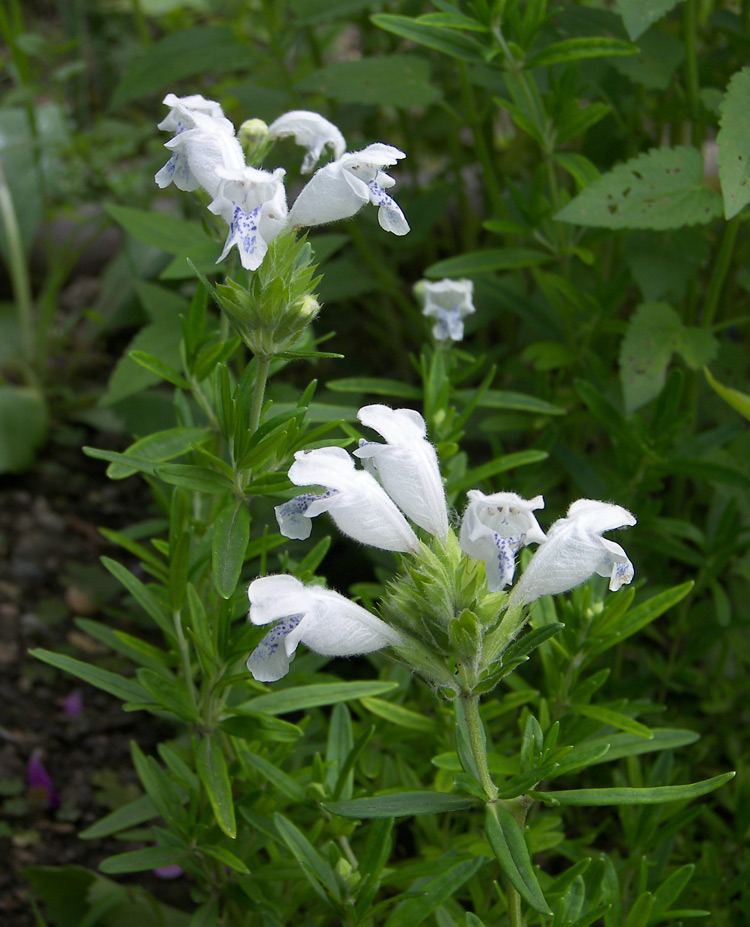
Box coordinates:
[249,354,271,434]
[684,0,701,148]
[0,158,36,384]
[173,610,198,710]
[461,693,497,800]
[458,63,505,217]
[703,219,739,327]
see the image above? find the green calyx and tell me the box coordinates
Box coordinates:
[215,230,322,355]
[380,530,514,696]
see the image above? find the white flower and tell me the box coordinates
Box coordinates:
[157,93,235,135]
[268,110,346,174]
[354,405,449,538]
[275,446,420,553]
[207,166,288,270]
[155,101,244,196]
[459,491,546,592]
[509,499,636,608]
[287,143,409,235]
[418,278,476,342]
[247,575,400,682]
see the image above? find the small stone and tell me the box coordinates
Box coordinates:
[64,586,99,616]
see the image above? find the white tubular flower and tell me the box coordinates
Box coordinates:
[208,166,288,270]
[418,278,476,342]
[354,405,449,538]
[267,110,346,173]
[247,575,400,682]
[157,93,235,135]
[155,104,244,196]
[460,491,546,592]
[275,446,420,553]
[287,143,409,235]
[509,499,636,609]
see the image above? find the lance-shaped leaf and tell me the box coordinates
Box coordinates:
[484,804,552,915]
[617,0,685,40]
[556,146,722,230]
[533,772,734,805]
[325,791,479,819]
[195,734,236,838]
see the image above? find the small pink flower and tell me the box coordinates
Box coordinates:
[62,689,84,716]
[154,864,184,880]
[27,748,59,810]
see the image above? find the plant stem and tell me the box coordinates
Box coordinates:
[703,219,739,327]
[461,693,497,800]
[458,63,505,217]
[0,158,37,385]
[684,0,701,148]
[249,354,271,434]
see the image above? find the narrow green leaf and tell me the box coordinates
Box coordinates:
[156,464,235,494]
[327,378,422,399]
[105,427,212,480]
[129,351,190,389]
[195,735,236,838]
[588,728,699,765]
[535,772,734,805]
[360,697,437,732]
[372,13,487,62]
[426,248,550,278]
[29,648,150,704]
[79,794,157,839]
[137,668,200,723]
[100,556,172,637]
[525,37,638,69]
[704,367,750,420]
[274,813,341,903]
[571,704,653,739]
[200,844,250,874]
[240,750,307,803]
[384,857,483,927]
[624,892,653,927]
[212,501,250,599]
[236,680,399,715]
[445,450,547,493]
[325,791,478,819]
[484,804,552,915]
[99,846,187,875]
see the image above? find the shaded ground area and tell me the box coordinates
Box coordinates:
[0,438,189,924]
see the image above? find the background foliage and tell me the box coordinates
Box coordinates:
[2,0,749,924]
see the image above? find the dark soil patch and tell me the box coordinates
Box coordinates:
[0,437,190,924]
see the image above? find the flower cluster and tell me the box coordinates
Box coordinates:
[155,94,409,271]
[247,404,636,682]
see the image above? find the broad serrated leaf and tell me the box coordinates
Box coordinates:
[110,26,254,109]
[617,0,685,40]
[556,147,722,230]
[619,302,681,412]
[717,67,750,218]
[296,55,441,107]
